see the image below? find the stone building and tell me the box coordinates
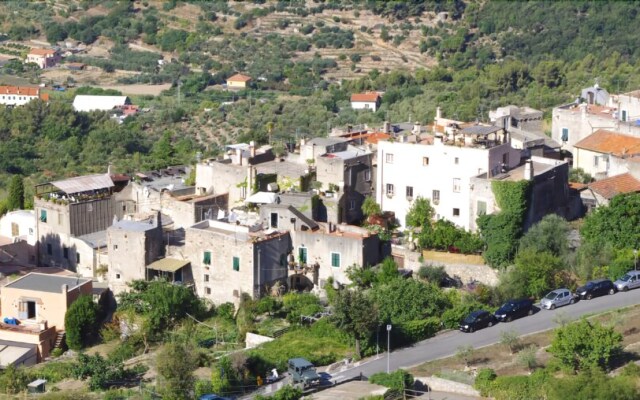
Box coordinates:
[106,213,165,294]
[186,219,292,305]
[34,174,115,277]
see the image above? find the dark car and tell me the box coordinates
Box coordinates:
[576,279,616,300]
[199,395,232,400]
[494,299,534,322]
[459,310,496,332]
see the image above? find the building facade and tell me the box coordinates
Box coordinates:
[0,86,48,107]
[186,220,291,305]
[376,132,520,231]
[26,48,60,69]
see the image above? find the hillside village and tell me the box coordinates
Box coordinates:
[1,1,640,400]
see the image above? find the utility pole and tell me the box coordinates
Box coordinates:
[386,324,392,373]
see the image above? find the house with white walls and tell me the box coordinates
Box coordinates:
[376,120,520,231]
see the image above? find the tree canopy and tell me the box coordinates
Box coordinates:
[64,295,101,350]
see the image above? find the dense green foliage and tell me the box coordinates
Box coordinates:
[64,295,101,350]
[548,319,623,372]
[581,194,640,250]
[478,181,531,268]
[117,280,205,339]
[475,367,638,400]
[255,385,303,400]
[72,353,143,391]
[331,289,379,357]
[6,175,24,211]
[369,370,414,392]
[156,342,197,400]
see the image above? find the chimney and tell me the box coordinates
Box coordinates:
[383,121,390,134]
[249,141,256,158]
[107,163,113,175]
[247,166,255,195]
[436,106,442,120]
[413,122,421,134]
[235,149,243,166]
[524,159,534,181]
[156,210,162,228]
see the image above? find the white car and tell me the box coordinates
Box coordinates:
[614,271,640,292]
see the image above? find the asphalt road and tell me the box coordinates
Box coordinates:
[332,288,640,380]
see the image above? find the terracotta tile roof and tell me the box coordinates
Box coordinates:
[569,182,587,191]
[40,93,49,102]
[563,104,616,119]
[588,173,640,199]
[351,92,380,102]
[574,129,640,157]
[366,132,390,144]
[28,48,57,56]
[0,85,41,96]
[227,73,252,82]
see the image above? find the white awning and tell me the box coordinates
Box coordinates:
[51,174,114,194]
[244,192,279,204]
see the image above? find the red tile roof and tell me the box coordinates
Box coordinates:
[0,85,41,96]
[351,92,380,102]
[569,182,587,191]
[574,129,640,157]
[366,132,390,144]
[588,173,640,199]
[227,73,252,82]
[28,48,57,56]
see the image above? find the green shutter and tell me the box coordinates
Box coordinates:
[299,247,307,263]
[233,256,240,271]
[203,251,211,265]
[331,253,340,268]
[40,209,47,222]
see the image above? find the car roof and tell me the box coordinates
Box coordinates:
[469,310,487,316]
[289,358,314,367]
[551,288,569,293]
[589,278,610,284]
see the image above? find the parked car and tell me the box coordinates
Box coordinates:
[199,395,231,400]
[540,288,575,310]
[576,279,616,300]
[459,310,496,333]
[494,299,534,322]
[614,270,640,292]
[288,358,320,388]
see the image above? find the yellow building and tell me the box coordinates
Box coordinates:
[226,73,252,89]
[0,273,93,365]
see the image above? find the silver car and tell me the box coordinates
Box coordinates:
[614,271,640,292]
[540,288,574,310]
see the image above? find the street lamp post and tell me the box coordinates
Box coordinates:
[386,324,392,373]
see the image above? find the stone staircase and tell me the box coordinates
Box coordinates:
[54,331,66,350]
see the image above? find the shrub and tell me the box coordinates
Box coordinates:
[396,318,440,344]
[282,292,323,323]
[369,370,414,392]
[474,368,497,395]
[65,295,101,350]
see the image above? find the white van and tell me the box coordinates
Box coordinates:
[614,270,640,292]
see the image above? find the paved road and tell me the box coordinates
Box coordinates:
[331,288,640,380]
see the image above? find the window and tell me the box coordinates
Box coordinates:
[561,128,569,142]
[423,157,430,166]
[19,301,36,320]
[331,252,341,268]
[205,287,211,295]
[116,273,121,279]
[454,157,459,165]
[113,244,118,250]
[40,209,47,223]
[386,183,395,196]
[622,110,628,122]
[280,254,287,267]
[453,178,461,193]
[63,247,69,259]
[270,212,278,228]
[453,208,460,217]
[477,200,487,216]
[298,247,307,264]
[240,185,247,199]
[76,253,80,264]
[364,169,371,181]
[406,186,413,199]
[232,256,240,271]
[432,190,440,204]
[204,274,209,282]
[47,243,52,255]
[593,155,599,167]
[349,199,356,210]
[385,153,394,163]
[203,251,211,265]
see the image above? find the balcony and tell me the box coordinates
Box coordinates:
[0,320,49,335]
